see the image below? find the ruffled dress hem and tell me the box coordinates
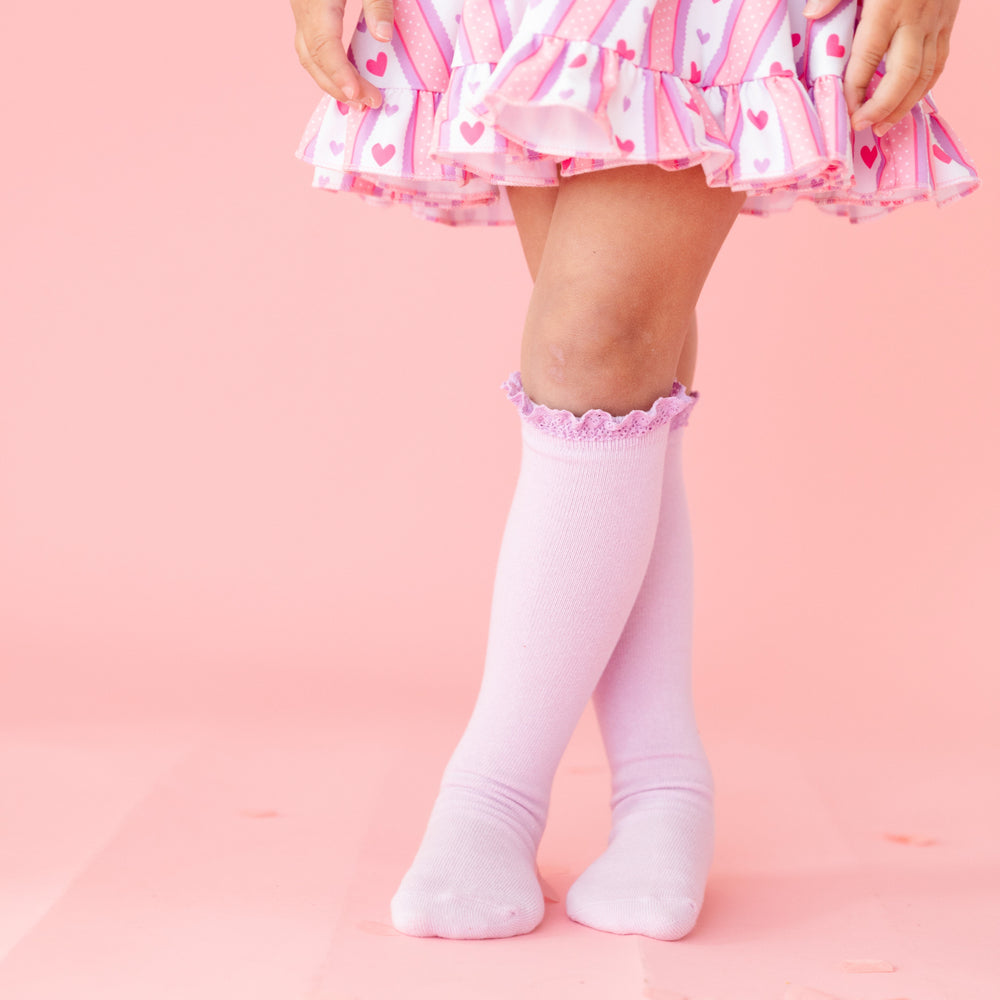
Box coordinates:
[295,18,981,226]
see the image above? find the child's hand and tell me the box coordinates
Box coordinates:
[291,0,395,109]
[803,0,961,137]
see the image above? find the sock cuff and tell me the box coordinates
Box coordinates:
[501,371,697,441]
[671,389,700,431]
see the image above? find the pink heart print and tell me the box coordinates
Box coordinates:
[754,157,770,171]
[366,51,388,76]
[336,100,351,115]
[569,54,587,68]
[372,142,395,165]
[697,28,710,43]
[615,135,635,152]
[860,144,877,168]
[623,95,631,110]
[329,139,344,154]
[559,87,574,98]
[932,144,952,163]
[826,34,845,58]
[747,108,768,129]
[460,120,485,144]
[791,32,801,46]
[690,61,701,84]
[615,39,636,59]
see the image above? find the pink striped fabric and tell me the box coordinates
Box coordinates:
[294,0,981,225]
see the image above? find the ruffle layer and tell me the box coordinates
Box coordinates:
[502,370,698,440]
[295,31,981,226]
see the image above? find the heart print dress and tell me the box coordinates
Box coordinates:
[294,0,981,225]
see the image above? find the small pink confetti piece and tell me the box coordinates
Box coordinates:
[883,832,940,846]
[843,959,897,973]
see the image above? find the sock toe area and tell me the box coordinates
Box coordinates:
[391,887,544,939]
[565,891,701,940]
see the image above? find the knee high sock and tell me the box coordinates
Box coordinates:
[389,371,695,939]
[565,401,715,940]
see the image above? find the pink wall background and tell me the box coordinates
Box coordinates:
[1,0,997,763]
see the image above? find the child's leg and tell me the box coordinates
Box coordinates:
[390,165,743,941]
[510,176,715,940]
[508,182,701,392]
[516,162,743,415]
[565,412,713,940]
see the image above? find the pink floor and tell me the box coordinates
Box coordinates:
[2,0,998,994]
[0,676,995,1000]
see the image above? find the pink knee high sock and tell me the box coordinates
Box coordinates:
[389,371,695,939]
[565,403,715,940]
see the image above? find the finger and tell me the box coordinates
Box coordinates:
[298,40,371,106]
[364,0,395,42]
[300,15,366,102]
[295,31,351,100]
[872,32,936,135]
[850,24,925,130]
[802,0,840,19]
[924,28,949,94]
[842,6,894,122]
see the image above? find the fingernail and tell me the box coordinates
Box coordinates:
[872,122,890,137]
[853,118,872,132]
[803,0,821,15]
[343,81,357,100]
[375,21,393,41]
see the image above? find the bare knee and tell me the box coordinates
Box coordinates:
[520,286,689,416]
[516,163,742,415]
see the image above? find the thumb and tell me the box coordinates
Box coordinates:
[803,0,839,18]
[366,0,395,42]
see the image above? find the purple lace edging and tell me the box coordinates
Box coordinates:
[672,390,700,430]
[501,371,699,440]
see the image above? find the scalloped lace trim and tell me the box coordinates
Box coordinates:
[502,370,698,440]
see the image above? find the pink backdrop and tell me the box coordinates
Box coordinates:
[0,11,1000,740]
[2,0,995,743]
[0,2,997,996]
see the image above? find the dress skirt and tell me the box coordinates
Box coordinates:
[294,0,982,225]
